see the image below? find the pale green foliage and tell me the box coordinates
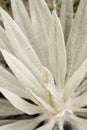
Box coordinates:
[0,0,87,130]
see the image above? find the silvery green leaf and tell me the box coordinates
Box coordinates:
[0,99,22,116]
[0,26,11,68]
[0,87,42,115]
[64,58,87,101]
[73,91,87,108]
[29,0,51,67]
[0,99,22,126]
[0,0,87,129]
[0,65,27,98]
[0,115,46,130]
[29,0,51,41]
[73,108,87,119]
[11,0,33,44]
[0,8,41,81]
[69,115,87,129]
[0,99,46,127]
[48,11,66,88]
[58,120,63,130]
[66,0,87,78]
[0,120,16,127]
[74,76,87,97]
[27,88,55,114]
[41,66,63,109]
[60,0,73,43]
[41,66,59,99]
[0,26,10,52]
[1,49,44,97]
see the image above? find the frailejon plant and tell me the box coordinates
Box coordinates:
[0,0,87,129]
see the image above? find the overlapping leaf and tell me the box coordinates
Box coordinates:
[1,49,44,97]
[0,87,42,115]
[0,8,41,81]
[60,0,73,42]
[48,11,66,88]
[29,0,51,67]
[11,0,33,43]
[0,65,26,98]
[66,0,87,79]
